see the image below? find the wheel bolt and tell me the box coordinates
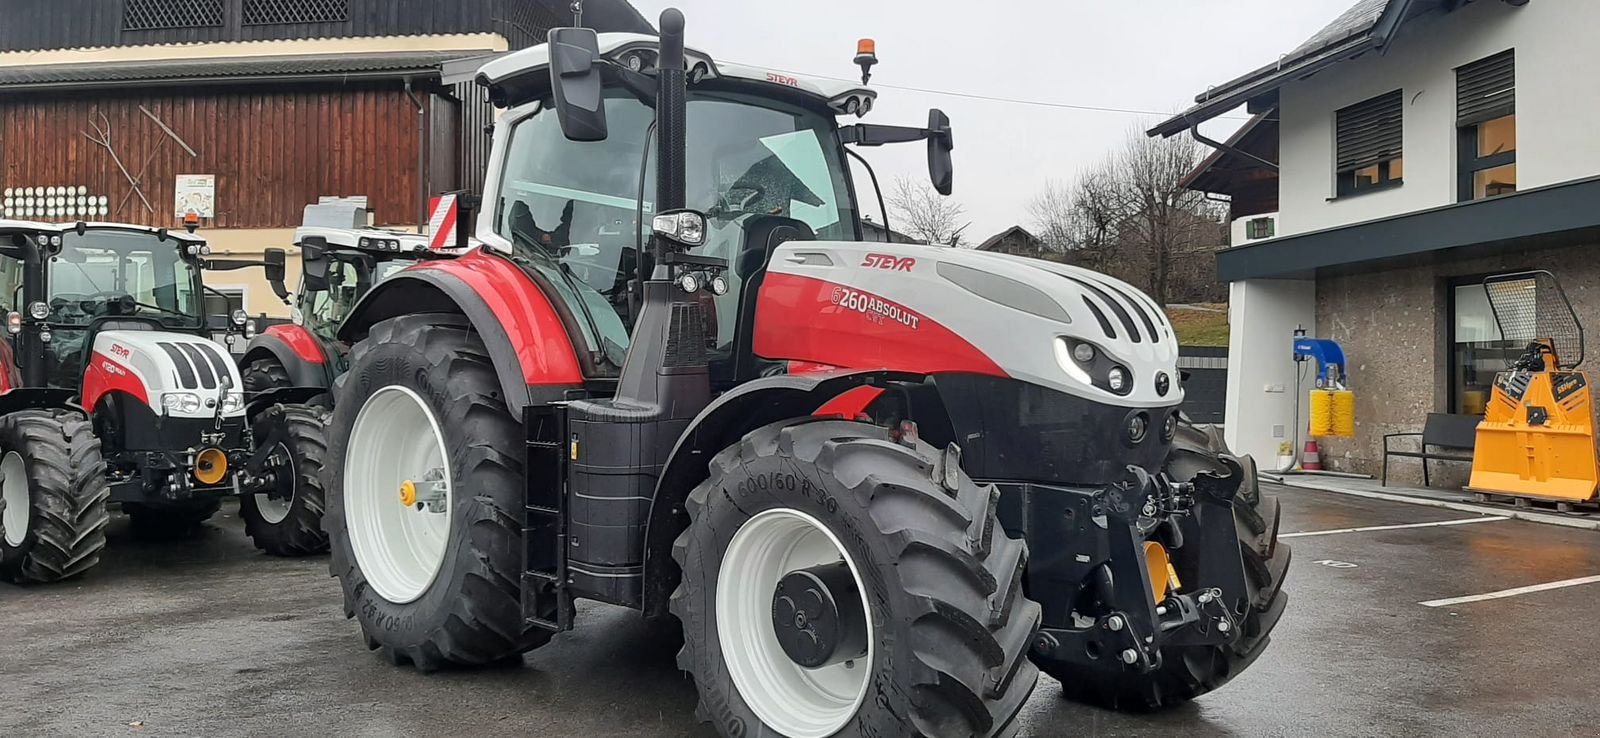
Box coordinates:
[1120,649,1139,664]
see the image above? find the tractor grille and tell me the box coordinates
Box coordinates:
[157,341,234,390]
[1062,274,1166,345]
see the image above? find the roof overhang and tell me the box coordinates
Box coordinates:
[1148,0,1419,138]
[1217,176,1600,281]
[0,50,492,92]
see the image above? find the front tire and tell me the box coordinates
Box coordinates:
[0,410,110,583]
[671,419,1040,738]
[242,357,292,394]
[325,313,549,671]
[241,404,330,556]
[1035,418,1290,711]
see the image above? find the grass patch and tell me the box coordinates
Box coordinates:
[1167,304,1229,347]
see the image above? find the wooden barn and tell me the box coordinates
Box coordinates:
[0,0,652,315]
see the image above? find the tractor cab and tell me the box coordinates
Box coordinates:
[286,227,440,350]
[40,225,212,390]
[468,32,950,381]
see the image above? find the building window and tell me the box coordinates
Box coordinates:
[1450,281,1521,415]
[1245,217,1275,240]
[1458,50,1516,201]
[122,0,225,30]
[243,0,351,25]
[1335,90,1404,197]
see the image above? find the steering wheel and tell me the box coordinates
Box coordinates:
[709,185,766,219]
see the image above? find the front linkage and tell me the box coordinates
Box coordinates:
[1016,459,1249,673]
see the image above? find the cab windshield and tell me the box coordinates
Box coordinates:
[493,89,858,369]
[47,230,202,328]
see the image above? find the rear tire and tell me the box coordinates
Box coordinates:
[124,500,222,541]
[241,404,330,556]
[243,357,291,394]
[0,410,110,584]
[325,313,550,672]
[671,418,1040,738]
[1034,418,1290,711]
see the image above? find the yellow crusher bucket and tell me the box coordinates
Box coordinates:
[1468,271,1599,501]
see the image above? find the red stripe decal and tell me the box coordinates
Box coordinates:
[83,352,149,412]
[754,273,1006,377]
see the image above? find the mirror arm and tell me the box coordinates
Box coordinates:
[205,258,270,271]
[839,123,942,147]
[606,64,660,108]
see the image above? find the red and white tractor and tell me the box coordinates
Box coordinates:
[0,219,286,581]
[232,208,462,556]
[323,13,1289,736]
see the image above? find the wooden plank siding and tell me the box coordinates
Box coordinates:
[0,85,422,229]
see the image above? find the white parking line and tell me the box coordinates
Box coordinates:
[1280,516,1509,539]
[1420,575,1600,608]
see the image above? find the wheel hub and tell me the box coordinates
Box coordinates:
[771,562,868,668]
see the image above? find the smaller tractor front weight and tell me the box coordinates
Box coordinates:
[1016,461,1250,675]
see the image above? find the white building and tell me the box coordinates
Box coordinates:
[1151,0,1599,482]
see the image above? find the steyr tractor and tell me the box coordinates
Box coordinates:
[0,219,285,582]
[322,13,1289,737]
[234,219,458,555]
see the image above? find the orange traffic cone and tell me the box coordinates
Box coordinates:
[1301,440,1322,471]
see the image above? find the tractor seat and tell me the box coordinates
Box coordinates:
[708,215,815,387]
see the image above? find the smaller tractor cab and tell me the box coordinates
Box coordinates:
[240,219,455,395]
[232,211,461,557]
[0,219,264,582]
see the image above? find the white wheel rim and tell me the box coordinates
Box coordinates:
[716,508,873,738]
[252,442,295,525]
[345,386,454,604]
[1,452,28,547]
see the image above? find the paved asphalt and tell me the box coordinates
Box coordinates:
[4,486,1600,737]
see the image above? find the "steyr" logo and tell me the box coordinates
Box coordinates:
[861,253,915,271]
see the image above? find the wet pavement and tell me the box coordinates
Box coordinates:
[4,486,1600,737]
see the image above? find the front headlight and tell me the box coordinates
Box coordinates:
[230,309,248,327]
[221,393,245,413]
[27,302,50,321]
[162,392,202,414]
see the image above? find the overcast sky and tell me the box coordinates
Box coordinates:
[627,0,1356,241]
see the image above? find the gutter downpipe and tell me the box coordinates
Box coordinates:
[1187,114,1278,173]
[404,77,428,229]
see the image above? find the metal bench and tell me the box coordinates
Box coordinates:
[1382,413,1480,487]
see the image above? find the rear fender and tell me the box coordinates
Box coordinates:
[337,251,585,413]
[241,330,331,389]
[639,369,928,617]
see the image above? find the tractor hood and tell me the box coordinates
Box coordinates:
[755,241,1182,407]
[84,331,244,420]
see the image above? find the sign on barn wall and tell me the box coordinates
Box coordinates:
[175,174,216,219]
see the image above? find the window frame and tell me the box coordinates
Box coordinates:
[1446,275,1522,415]
[1333,89,1405,198]
[1456,51,1517,202]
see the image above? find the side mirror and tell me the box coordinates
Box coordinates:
[927,108,954,196]
[548,27,609,142]
[264,248,289,303]
[302,237,330,292]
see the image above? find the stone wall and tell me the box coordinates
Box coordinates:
[1314,243,1600,485]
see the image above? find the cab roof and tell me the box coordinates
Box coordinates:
[468,32,877,115]
[0,219,205,243]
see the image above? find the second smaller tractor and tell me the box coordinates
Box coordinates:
[234,208,461,555]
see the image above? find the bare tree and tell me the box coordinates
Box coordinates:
[1027,127,1227,304]
[887,176,970,247]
